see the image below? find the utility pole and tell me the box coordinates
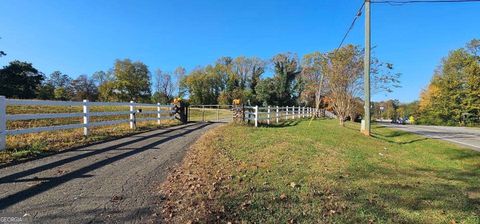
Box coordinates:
[362,0,371,136]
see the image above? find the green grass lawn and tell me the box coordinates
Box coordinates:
[160,119,480,223]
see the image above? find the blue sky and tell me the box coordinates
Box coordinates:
[1,0,479,102]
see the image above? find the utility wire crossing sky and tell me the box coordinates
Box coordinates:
[1,0,479,102]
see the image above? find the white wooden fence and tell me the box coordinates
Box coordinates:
[244,105,315,127]
[0,96,174,150]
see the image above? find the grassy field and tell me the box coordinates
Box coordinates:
[159,119,480,223]
[1,105,179,163]
[188,107,232,122]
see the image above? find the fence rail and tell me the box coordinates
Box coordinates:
[0,96,175,150]
[243,105,315,127]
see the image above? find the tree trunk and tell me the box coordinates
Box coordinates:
[339,117,345,126]
[314,75,324,118]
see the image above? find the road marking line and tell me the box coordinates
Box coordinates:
[382,124,480,150]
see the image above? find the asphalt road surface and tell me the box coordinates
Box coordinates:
[0,122,221,223]
[380,123,480,151]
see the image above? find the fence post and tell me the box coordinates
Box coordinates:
[157,103,161,125]
[254,105,258,127]
[276,106,279,123]
[286,106,289,120]
[217,105,220,121]
[292,106,295,119]
[0,96,6,151]
[202,105,205,122]
[83,99,89,136]
[242,104,246,123]
[267,106,270,125]
[130,101,135,129]
[302,106,305,118]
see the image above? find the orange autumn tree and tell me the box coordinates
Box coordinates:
[417,39,480,125]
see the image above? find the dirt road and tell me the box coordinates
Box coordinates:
[0,122,221,223]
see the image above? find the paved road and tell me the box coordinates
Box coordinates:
[0,122,221,223]
[380,123,480,151]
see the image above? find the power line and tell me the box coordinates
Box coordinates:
[337,1,366,50]
[372,0,480,5]
[334,0,480,49]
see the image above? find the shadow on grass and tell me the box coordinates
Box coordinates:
[263,118,338,128]
[448,149,480,160]
[372,125,388,129]
[371,134,429,145]
[258,120,301,128]
[370,127,429,145]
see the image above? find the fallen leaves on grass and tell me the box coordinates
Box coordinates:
[157,126,239,223]
[290,182,299,188]
[279,193,287,201]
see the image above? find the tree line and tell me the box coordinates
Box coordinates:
[371,99,418,123]
[3,39,478,126]
[180,45,400,125]
[0,44,400,126]
[0,59,180,104]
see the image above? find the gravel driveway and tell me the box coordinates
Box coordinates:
[0,122,221,223]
